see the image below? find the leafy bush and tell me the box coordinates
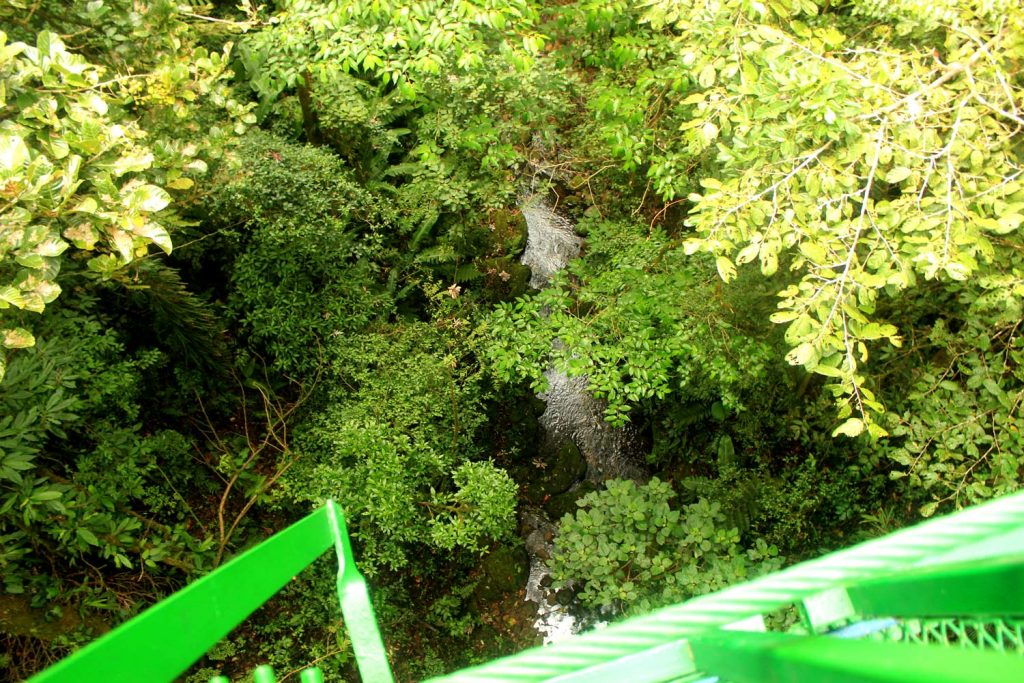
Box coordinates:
[281,321,512,571]
[428,461,517,552]
[549,478,780,616]
[212,132,394,373]
[486,217,777,428]
[870,287,1024,516]
[0,301,214,602]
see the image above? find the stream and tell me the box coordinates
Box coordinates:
[516,186,647,643]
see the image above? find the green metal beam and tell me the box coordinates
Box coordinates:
[546,641,696,683]
[325,500,393,683]
[688,630,1024,683]
[427,491,1024,683]
[29,507,337,683]
[848,556,1024,619]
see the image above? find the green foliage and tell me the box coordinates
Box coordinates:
[239,0,544,103]
[0,31,172,373]
[428,461,517,552]
[550,478,780,616]
[486,217,776,427]
[633,0,1024,433]
[872,288,1024,516]
[0,301,214,603]
[0,1,252,378]
[282,320,512,571]
[240,0,573,309]
[119,261,225,373]
[8,0,1024,677]
[213,132,393,373]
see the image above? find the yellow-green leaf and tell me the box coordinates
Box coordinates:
[715,255,737,282]
[831,417,864,438]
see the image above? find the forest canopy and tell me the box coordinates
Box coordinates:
[0,0,1021,680]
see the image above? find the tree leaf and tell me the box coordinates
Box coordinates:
[715,256,737,283]
[885,166,912,183]
[2,328,35,349]
[785,342,817,366]
[76,528,99,546]
[831,417,864,438]
[0,135,29,173]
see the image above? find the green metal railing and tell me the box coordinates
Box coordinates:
[28,501,391,683]
[29,492,1024,682]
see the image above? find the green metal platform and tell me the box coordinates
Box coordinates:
[28,491,1024,682]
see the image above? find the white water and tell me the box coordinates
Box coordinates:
[538,369,647,482]
[517,188,646,643]
[520,194,581,289]
[525,557,578,644]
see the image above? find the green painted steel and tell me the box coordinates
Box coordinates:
[847,558,1024,619]
[540,641,697,683]
[27,491,1024,683]
[688,630,1024,683]
[886,617,1024,651]
[425,490,1024,683]
[27,502,392,683]
[326,500,393,683]
[300,667,326,683]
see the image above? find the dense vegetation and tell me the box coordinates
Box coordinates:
[1,0,1021,680]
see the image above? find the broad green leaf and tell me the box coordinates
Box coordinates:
[798,241,826,262]
[831,418,864,438]
[996,213,1023,234]
[769,310,798,323]
[785,342,817,366]
[736,242,760,264]
[698,64,716,88]
[113,151,155,177]
[2,328,35,348]
[131,184,171,213]
[0,135,29,173]
[76,527,99,545]
[885,167,912,183]
[859,323,898,340]
[715,256,737,283]
[944,262,970,281]
[165,177,194,190]
[135,223,173,254]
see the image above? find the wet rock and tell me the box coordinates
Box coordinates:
[519,506,556,536]
[473,543,530,605]
[520,194,581,289]
[539,574,553,589]
[536,369,649,483]
[528,395,548,417]
[525,529,551,561]
[544,480,598,521]
[555,588,575,606]
[525,438,586,503]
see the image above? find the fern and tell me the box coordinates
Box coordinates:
[123,262,225,373]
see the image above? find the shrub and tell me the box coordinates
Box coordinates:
[549,478,779,616]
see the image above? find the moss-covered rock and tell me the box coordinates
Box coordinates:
[544,480,599,521]
[490,208,528,255]
[525,438,586,503]
[478,257,532,302]
[472,542,530,605]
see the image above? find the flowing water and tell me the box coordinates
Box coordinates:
[517,187,646,643]
[519,195,581,290]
